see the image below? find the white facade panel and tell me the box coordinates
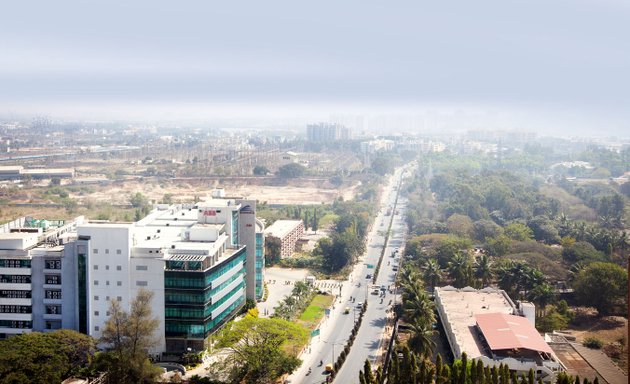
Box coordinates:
[211,274,244,305]
[0,283,31,290]
[210,262,242,289]
[0,268,31,275]
[0,313,31,321]
[211,286,244,320]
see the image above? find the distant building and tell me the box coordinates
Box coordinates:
[306,123,351,142]
[264,220,304,259]
[0,166,75,180]
[434,286,564,382]
[0,217,83,339]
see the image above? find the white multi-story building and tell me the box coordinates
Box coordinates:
[264,220,304,259]
[77,200,262,354]
[0,217,82,339]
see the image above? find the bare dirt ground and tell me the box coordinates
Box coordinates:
[74,179,358,206]
[569,310,628,374]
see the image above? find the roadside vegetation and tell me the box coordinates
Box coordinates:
[385,146,629,381]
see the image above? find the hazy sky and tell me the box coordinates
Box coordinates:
[1,1,629,134]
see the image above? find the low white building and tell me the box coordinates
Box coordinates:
[434,286,564,382]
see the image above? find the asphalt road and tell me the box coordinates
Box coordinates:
[286,165,412,384]
[333,197,408,382]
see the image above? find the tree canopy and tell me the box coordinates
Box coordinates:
[277,163,306,178]
[0,329,96,384]
[573,262,627,316]
[213,316,309,384]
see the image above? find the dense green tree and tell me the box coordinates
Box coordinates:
[573,262,627,316]
[562,241,606,264]
[129,192,149,208]
[253,165,270,175]
[403,289,435,326]
[0,330,96,384]
[446,214,474,238]
[422,259,443,291]
[504,222,534,241]
[527,216,561,244]
[371,155,395,176]
[474,254,494,288]
[447,251,473,288]
[527,283,556,317]
[277,163,306,178]
[496,260,545,300]
[536,309,569,332]
[434,236,472,267]
[316,228,365,273]
[472,220,503,242]
[264,237,281,265]
[485,234,512,256]
[214,317,308,384]
[407,319,437,357]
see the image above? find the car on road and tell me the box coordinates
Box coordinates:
[365,274,372,279]
[356,302,363,309]
[371,288,380,295]
[344,307,350,314]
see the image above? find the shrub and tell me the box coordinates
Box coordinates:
[583,337,603,349]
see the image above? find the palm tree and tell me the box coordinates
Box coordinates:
[568,262,586,283]
[447,251,472,288]
[496,260,520,298]
[474,254,493,288]
[398,265,420,290]
[422,259,443,292]
[406,319,437,357]
[527,283,556,317]
[403,291,435,325]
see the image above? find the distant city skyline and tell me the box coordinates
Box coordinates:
[1,1,629,136]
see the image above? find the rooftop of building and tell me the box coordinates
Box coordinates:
[81,206,237,268]
[264,220,303,238]
[476,312,552,354]
[435,286,517,359]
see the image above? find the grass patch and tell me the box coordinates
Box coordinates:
[298,294,334,330]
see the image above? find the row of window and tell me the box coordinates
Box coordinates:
[0,290,31,299]
[0,305,31,314]
[92,249,122,255]
[45,275,61,285]
[0,260,31,268]
[0,320,32,329]
[93,265,122,271]
[0,275,31,284]
[93,280,122,287]
[45,260,61,269]
[45,305,61,314]
[45,290,62,299]
[165,281,245,320]
[94,295,122,302]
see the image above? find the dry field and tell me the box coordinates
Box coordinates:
[76,178,358,206]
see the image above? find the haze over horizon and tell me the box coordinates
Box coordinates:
[1,1,629,136]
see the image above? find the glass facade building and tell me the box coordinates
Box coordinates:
[255,232,264,300]
[164,247,246,352]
